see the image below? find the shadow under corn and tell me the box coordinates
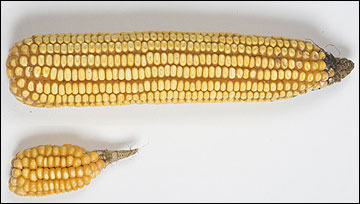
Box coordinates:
[9,10,350,56]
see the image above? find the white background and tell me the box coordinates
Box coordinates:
[1,1,359,203]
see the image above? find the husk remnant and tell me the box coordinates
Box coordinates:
[324,52,355,85]
[91,149,138,166]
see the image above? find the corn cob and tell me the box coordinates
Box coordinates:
[9,144,138,197]
[6,31,354,107]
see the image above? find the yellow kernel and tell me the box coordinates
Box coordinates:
[22,168,30,179]
[29,159,37,169]
[76,167,84,177]
[62,168,69,180]
[304,61,311,71]
[315,72,322,81]
[21,158,30,168]
[264,70,271,80]
[16,79,26,88]
[90,152,99,162]
[17,176,26,187]
[299,72,306,81]
[15,67,24,77]
[48,156,55,168]
[29,170,37,182]
[319,61,326,71]
[250,70,257,79]
[307,73,314,82]
[73,158,82,167]
[19,56,28,67]
[69,167,76,178]
[74,149,83,158]
[57,157,64,168]
[66,155,74,167]
[81,154,91,165]
[12,168,22,177]
[96,160,105,170]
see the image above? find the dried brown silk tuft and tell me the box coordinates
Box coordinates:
[324,52,355,85]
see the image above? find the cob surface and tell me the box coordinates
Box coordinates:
[9,144,138,196]
[6,31,354,107]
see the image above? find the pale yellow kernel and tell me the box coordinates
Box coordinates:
[36,55,45,67]
[281,58,288,69]
[267,47,273,56]
[276,69,283,80]
[50,83,58,95]
[299,72,306,81]
[16,78,26,88]
[274,47,282,57]
[304,61,311,71]
[78,83,85,94]
[19,56,28,67]
[305,42,313,51]
[307,73,314,82]
[264,70,271,80]
[28,55,37,66]
[61,68,71,82]
[33,82,43,94]
[310,51,319,60]
[42,83,51,95]
[291,82,299,91]
[64,83,72,95]
[243,55,250,67]
[151,80,158,92]
[319,52,326,60]
[290,40,298,48]
[74,55,81,67]
[14,67,24,77]
[296,61,303,69]
[309,62,318,71]
[99,54,107,67]
[289,48,296,57]
[313,72,322,82]
[284,69,292,80]
[319,61,326,71]
[22,66,31,78]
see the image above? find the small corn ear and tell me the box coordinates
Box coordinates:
[9,144,137,197]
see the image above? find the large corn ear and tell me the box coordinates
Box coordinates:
[6,31,354,107]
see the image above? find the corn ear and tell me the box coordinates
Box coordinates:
[9,144,137,197]
[6,31,354,107]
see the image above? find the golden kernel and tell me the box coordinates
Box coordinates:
[96,160,105,170]
[73,158,82,167]
[21,158,30,168]
[81,154,91,165]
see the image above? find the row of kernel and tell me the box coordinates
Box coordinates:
[26,89,307,106]
[9,176,93,196]
[17,70,324,98]
[20,40,319,57]
[20,78,317,98]
[12,153,99,169]
[12,162,104,182]
[28,32,312,50]
[11,66,328,95]
[13,74,327,103]
[15,145,85,159]
[15,52,325,71]
[13,61,326,82]
[14,67,328,94]
[21,78,321,105]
